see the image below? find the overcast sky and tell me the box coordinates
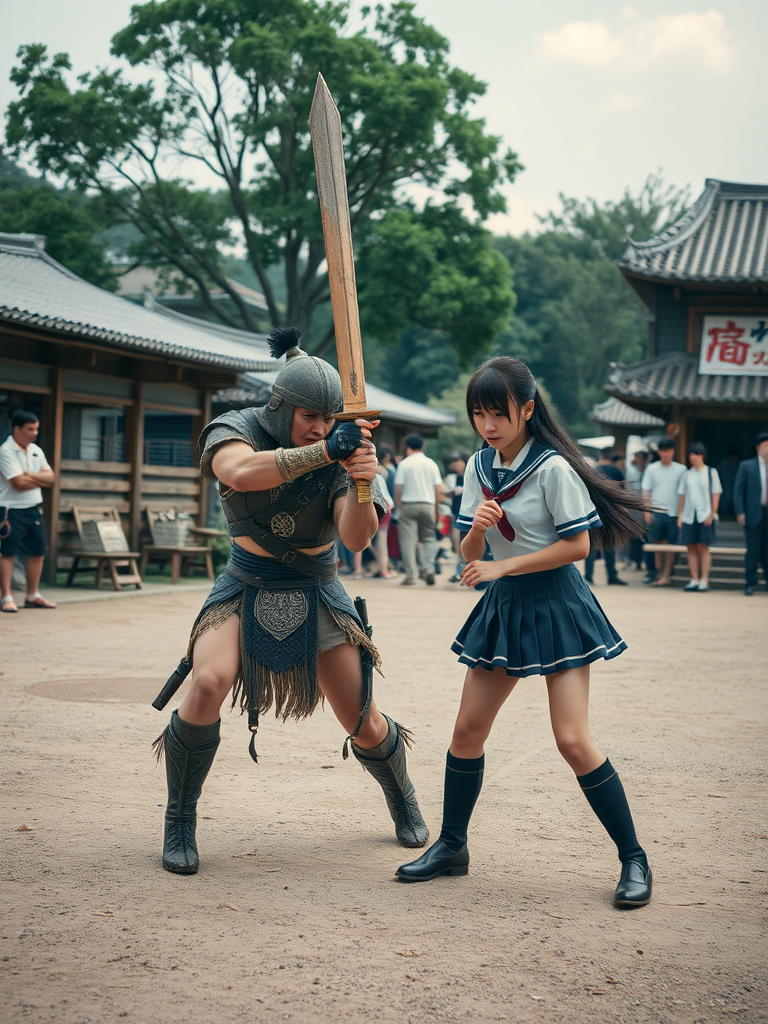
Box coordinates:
[2,0,766,234]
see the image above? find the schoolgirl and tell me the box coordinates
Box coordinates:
[677,441,722,592]
[396,357,652,908]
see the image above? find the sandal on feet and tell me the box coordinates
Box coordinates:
[651,578,670,587]
[24,596,57,609]
[1,596,18,613]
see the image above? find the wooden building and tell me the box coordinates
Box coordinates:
[606,179,768,464]
[0,233,275,583]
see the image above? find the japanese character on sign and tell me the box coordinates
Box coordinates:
[700,315,768,376]
[706,321,750,367]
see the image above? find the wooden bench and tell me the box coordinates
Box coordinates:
[66,506,143,591]
[139,510,219,583]
[643,544,746,555]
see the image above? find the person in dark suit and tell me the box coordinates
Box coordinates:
[733,431,768,595]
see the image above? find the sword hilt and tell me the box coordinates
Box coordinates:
[355,480,373,504]
[333,408,380,504]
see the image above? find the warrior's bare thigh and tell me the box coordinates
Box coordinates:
[178,613,241,721]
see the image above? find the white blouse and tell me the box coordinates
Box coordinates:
[456,441,601,560]
[677,466,722,525]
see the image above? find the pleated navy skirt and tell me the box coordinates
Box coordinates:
[451,563,627,678]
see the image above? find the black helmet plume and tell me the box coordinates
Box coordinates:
[267,326,302,360]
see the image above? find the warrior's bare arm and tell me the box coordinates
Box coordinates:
[336,448,380,552]
[211,441,306,492]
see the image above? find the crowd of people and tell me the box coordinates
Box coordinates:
[577,434,768,596]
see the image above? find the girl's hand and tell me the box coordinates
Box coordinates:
[471,500,504,534]
[703,514,713,527]
[677,516,682,529]
[461,559,506,587]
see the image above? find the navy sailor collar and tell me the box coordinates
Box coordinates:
[476,440,558,497]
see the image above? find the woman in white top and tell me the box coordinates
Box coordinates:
[396,357,653,909]
[677,442,722,592]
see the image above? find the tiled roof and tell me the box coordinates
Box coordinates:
[591,396,665,428]
[0,234,276,372]
[606,353,768,405]
[619,179,768,283]
[143,295,276,370]
[228,372,456,427]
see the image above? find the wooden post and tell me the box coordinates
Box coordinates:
[127,381,146,550]
[674,406,689,463]
[45,368,64,585]
[195,389,212,527]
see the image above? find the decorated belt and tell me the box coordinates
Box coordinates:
[225,561,322,592]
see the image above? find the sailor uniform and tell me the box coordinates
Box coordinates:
[452,440,626,677]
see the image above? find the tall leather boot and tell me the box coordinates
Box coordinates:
[155,710,220,875]
[352,715,429,848]
[578,758,652,907]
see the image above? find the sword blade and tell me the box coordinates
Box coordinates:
[309,73,369,414]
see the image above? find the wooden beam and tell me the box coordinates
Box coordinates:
[142,464,200,478]
[45,368,65,584]
[59,477,132,492]
[0,380,52,395]
[60,459,130,473]
[196,389,212,526]
[127,381,146,550]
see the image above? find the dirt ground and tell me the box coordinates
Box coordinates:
[2,565,767,1024]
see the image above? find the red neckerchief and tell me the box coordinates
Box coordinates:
[476,442,558,542]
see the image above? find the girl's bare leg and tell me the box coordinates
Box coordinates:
[545,665,604,776]
[450,666,519,758]
[698,543,711,584]
[686,545,700,582]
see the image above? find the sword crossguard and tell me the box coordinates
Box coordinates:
[333,409,381,422]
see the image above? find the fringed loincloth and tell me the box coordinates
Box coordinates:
[184,544,380,744]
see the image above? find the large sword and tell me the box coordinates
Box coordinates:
[309,73,380,503]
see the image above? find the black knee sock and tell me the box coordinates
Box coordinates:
[577,758,647,867]
[438,751,485,853]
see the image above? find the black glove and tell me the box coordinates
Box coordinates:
[326,423,365,461]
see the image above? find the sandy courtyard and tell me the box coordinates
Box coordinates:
[1,570,767,1024]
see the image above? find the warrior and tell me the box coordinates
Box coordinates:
[152,328,429,874]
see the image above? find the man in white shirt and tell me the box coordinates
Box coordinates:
[394,434,443,586]
[641,438,686,587]
[0,410,56,612]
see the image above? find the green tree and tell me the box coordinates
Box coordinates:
[0,155,117,289]
[6,1,520,357]
[492,176,688,435]
[538,173,690,262]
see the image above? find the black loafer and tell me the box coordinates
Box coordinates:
[396,840,469,882]
[614,859,652,908]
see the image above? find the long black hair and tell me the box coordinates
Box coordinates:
[465,357,646,548]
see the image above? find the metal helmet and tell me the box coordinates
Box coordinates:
[253,327,343,447]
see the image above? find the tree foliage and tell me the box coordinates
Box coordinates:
[0,155,117,289]
[6,0,520,357]
[492,175,688,435]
